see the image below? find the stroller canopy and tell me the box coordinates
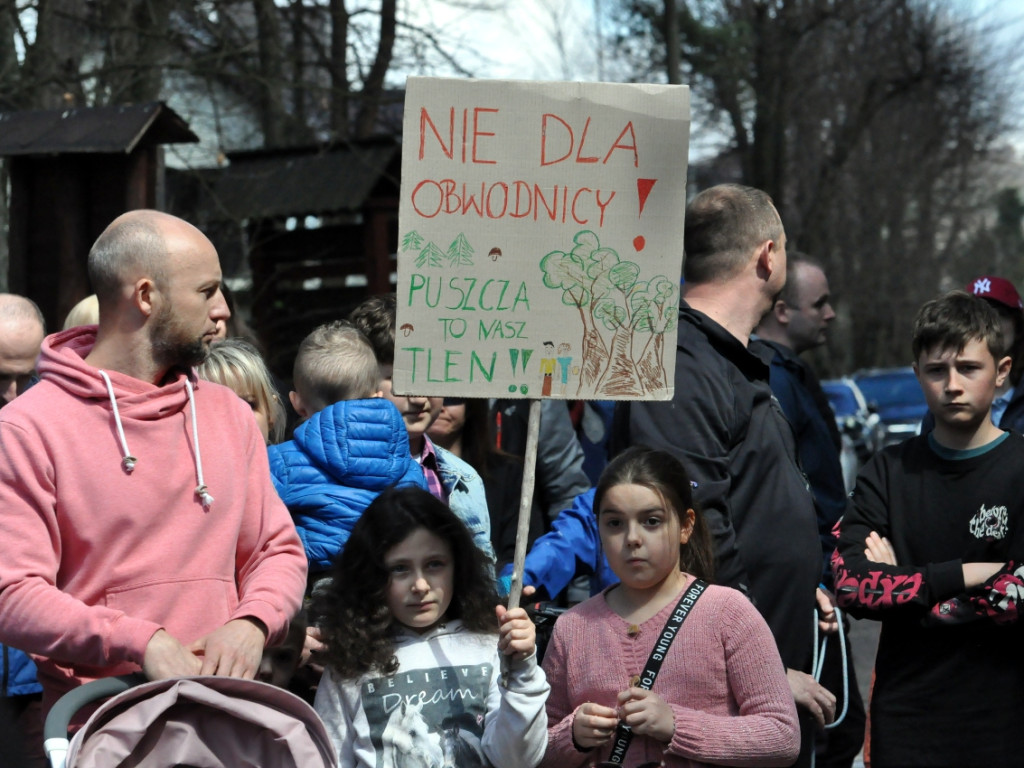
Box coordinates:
[62,676,337,768]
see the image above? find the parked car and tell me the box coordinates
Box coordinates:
[821,377,885,489]
[852,366,928,447]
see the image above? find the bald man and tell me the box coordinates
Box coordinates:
[0,211,307,728]
[0,293,46,767]
[0,293,45,407]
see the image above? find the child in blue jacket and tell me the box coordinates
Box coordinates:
[268,321,427,576]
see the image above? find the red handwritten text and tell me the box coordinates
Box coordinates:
[541,115,639,167]
[410,179,615,227]
[419,107,499,164]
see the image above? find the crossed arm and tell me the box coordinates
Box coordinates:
[842,528,1018,625]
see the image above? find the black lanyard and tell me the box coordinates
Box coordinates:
[604,578,708,765]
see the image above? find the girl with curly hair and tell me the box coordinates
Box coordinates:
[540,446,800,768]
[313,486,549,768]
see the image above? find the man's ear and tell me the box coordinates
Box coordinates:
[772,299,790,325]
[289,390,310,419]
[134,277,158,318]
[765,238,784,274]
[753,240,778,281]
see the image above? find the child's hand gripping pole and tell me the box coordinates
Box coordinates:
[502,399,542,686]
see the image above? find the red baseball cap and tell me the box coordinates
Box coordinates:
[966,275,1023,310]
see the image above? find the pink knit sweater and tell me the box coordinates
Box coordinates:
[541,577,800,768]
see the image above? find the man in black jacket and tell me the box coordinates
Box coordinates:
[622,184,834,768]
[754,255,866,768]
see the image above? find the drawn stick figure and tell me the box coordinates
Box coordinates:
[556,342,573,396]
[539,341,556,397]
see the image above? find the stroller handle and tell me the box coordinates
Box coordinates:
[44,674,147,768]
[44,674,148,741]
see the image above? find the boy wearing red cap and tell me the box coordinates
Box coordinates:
[966,275,1024,428]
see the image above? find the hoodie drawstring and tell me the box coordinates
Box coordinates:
[98,371,214,509]
[98,370,137,473]
[185,379,215,510]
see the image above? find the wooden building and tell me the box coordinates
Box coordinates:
[172,137,402,379]
[0,102,197,330]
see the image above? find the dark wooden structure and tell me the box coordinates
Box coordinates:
[175,137,402,379]
[0,102,198,330]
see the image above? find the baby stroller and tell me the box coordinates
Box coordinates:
[43,675,337,768]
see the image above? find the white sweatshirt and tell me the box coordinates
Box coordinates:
[314,620,549,768]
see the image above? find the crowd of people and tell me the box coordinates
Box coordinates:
[0,184,1021,768]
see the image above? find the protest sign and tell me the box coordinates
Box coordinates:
[395,77,690,400]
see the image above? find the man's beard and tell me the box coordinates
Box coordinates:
[149,306,209,370]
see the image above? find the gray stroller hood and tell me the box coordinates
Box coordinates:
[45,676,337,768]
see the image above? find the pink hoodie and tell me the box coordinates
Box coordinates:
[0,327,307,712]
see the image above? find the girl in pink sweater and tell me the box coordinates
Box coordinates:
[541,447,800,768]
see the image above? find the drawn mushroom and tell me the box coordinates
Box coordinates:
[400,323,414,337]
[488,247,502,262]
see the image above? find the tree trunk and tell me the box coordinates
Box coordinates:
[330,0,350,141]
[354,0,396,138]
[0,0,17,104]
[253,0,287,146]
[291,0,306,127]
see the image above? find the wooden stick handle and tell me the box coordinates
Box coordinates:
[507,399,542,610]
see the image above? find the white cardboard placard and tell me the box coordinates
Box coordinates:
[395,77,689,400]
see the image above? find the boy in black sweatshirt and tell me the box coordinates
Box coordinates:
[833,290,1024,768]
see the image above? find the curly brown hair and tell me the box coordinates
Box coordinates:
[314,487,499,679]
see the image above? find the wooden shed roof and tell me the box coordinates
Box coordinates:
[198,137,401,220]
[0,101,198,156]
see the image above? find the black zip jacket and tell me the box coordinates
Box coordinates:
[623,304,821,672]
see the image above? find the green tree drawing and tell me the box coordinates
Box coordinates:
[447,233,475,267]
[539,230,679,396]
[540,231,608,392]
[415,242,445,269]
[402,230,424,252]
[592,259,643,396]
[630,275,679,392]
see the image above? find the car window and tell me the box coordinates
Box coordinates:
[823,385,858,416]
[855,372,915,404]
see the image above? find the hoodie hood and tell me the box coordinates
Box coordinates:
[38,326,214,506]
[392,619,468,647]
[39,326,196,420]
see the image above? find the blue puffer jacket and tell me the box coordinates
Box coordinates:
[2,643,42,697]
[268,399,427,572]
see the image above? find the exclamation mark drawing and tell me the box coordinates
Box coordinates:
[506,348,534,394]
[633,178,657,252]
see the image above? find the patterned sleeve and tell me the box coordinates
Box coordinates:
[929,561,1024,625]
[832,453,963,616]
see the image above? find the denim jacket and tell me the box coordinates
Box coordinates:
[434,444,496,566]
